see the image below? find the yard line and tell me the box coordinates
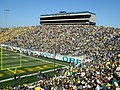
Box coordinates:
[23,60,28,62]
[0,54,69,83]
[22,55,67,67]
[0,66,68,83]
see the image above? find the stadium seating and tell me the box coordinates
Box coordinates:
[0,25,120,89]
[0,26,34,44]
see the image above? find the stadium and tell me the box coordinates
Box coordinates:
[0,11,120,90]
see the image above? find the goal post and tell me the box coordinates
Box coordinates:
[0,46,22,74]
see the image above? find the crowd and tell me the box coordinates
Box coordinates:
[0,26,34,44]
[1,25,120,61]
[1,25,119,54]
[0,25,120,89]
[3,58,120,90]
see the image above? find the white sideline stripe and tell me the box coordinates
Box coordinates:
[0,66,68,83]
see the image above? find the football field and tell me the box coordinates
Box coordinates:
[0,48,69,88]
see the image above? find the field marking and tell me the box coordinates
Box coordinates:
[22,55,67,67]
[1,50,21,71]
[4,54,9,56]
[23,60,28,62]
[2,50,66,67]
[12,56,17,58]
[0,66,68,83]
[0,53,69,83]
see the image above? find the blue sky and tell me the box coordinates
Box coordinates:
[0,0,120,28]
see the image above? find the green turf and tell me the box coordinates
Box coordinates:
[0,71,56,89]
[0,48,70,88]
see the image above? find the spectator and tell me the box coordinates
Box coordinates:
[0,24,120,89]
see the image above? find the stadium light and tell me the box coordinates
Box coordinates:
[4,9,10,28]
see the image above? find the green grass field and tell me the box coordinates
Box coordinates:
[0,48,70,88]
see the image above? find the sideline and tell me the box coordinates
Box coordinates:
[0,54,69,83]
[22,54,67,67]
[0,66,68,83]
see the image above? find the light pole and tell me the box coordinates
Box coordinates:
[4,9,10,28]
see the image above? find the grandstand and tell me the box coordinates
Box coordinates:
[0,25,120,89]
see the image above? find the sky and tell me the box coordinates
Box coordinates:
[0,0,120,28]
